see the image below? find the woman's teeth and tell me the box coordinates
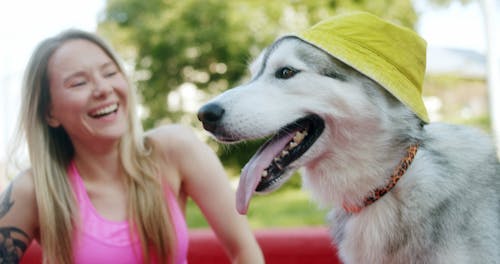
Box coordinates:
[91,103,118,117]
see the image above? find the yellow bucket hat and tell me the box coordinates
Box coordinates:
[297,11,429,122]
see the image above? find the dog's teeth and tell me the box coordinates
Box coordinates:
[281,150,289,157]
[289,142,298,149]
[262,170,268,178]
[293,131,306,143]
[274,157,281,162]
[275,163,283,170]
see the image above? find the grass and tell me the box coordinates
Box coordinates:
[185,187,328,229]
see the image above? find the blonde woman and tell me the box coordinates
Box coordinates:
[0,29,264,264]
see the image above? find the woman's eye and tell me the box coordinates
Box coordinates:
[104,71,118,78]
[69,80,87,87]
[275,67,298,79]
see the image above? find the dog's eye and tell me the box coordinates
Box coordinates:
[275,67,298,79]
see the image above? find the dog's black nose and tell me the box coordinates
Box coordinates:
[197,103,225,132]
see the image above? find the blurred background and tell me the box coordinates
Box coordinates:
[1,0,499,229]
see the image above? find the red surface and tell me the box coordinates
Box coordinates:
[21,242,42,264]
[21,227,342,264]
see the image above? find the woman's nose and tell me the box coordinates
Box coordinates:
[92,76,113,97]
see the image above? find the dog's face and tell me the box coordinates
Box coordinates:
[198,36,415,213]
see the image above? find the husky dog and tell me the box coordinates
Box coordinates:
[197,17,500,264]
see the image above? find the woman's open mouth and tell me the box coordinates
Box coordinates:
[89,103,119,118]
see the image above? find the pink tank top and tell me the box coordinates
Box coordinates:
[68,161,189,264]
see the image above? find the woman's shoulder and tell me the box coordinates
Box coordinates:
[0,168,38,233]
[7,169,36,197]
[2,169,37,212]
[146,123,199,146]
[145,124,203,158]
[147,123,195,139]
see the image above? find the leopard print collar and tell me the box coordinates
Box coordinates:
[343,143,419,213]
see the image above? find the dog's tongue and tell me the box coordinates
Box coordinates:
[236,133,294,214]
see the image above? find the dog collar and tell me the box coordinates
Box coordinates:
[343,143,419,213]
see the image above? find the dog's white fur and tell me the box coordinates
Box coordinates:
[198,37,500,263]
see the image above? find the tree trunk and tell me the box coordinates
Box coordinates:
[480,0,500,157]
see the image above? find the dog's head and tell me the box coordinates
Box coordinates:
[198,36,424,213]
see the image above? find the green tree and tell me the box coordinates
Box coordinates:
[98,0,418,173]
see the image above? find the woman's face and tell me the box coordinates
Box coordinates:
[47,39,129,148]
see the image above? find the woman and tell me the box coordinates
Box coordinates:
[0,29,264,264]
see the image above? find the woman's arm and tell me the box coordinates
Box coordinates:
[152,124,264,264]
[0,171,38,263]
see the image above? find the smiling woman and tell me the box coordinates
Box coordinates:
[46,39,129,143]
[0,29,264,264]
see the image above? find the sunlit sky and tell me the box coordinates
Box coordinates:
[416,0,488,52]
[0,0,499,162]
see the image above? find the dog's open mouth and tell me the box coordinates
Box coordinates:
[236,114,324,214]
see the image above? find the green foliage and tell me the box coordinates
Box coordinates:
[423,75,491,132]
[460,114,491,133]
[186,187,327,228]
[101,0,248,129]
[424,0,474,8]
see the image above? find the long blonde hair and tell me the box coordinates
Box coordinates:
[15,29,174,263]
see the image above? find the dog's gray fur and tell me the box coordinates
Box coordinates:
[198,37,500,263]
